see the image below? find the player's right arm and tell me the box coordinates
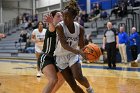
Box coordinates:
[31,30,39,43]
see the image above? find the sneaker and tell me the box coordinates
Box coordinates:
[131,61,138,67]
[36,72,41,77]
[86,87,94,93]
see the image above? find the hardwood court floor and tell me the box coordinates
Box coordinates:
[0,59,140,93]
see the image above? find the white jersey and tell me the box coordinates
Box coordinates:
[54,21,80,56]
[32,28,46,53]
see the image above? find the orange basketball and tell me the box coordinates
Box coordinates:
[83,43,102,62]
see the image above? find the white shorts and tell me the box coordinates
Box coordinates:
[56,53,81,70]
[35,45,42,53]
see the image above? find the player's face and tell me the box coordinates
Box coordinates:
[62,9,74,26]
[38,22,43,29]
[53,12,63,25]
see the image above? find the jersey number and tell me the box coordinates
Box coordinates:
[68,41,72,46]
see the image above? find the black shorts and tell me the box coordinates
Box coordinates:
[38,53,58,73]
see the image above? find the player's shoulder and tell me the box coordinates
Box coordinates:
[56,21,63,30]
[32,29,38,35]
[57,21,64,26]
[42,28,47,32]
[33,28,38,32]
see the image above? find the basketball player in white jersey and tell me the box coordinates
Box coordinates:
[54,0,94,93]
[31,21,46,77]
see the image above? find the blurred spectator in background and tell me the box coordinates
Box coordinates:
[32,20,38,29]
[129,27,139,60]
[19,30,28,42]
[33,14,38,22]
[128,0,135,6]
[93,3,101,16]
[90,9,95,18]
[81,10,89,22]
[26,20,33,30]
[118,26,128,63]
[24,39,35,53]
[100,10,108,19]
[118,3,127,18]
[110,3,119,18]
[134,0,140,7]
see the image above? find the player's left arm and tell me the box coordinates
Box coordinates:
[78,25,85,49]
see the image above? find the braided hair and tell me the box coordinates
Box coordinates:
[64,0,80,18]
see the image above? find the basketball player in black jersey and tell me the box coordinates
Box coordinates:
[38,10,64,93]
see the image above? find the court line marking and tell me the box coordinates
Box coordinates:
[0,60,140,72]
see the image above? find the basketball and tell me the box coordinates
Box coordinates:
[83,43,102,62]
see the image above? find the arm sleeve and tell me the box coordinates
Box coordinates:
[113,28,118,36]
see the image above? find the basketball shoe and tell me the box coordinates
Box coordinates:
[36,71,41,77]
[86,87,94,93]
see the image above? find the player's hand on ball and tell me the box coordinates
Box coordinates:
[79,50,87,60]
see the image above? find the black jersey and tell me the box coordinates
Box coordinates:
[42,29,56,56]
